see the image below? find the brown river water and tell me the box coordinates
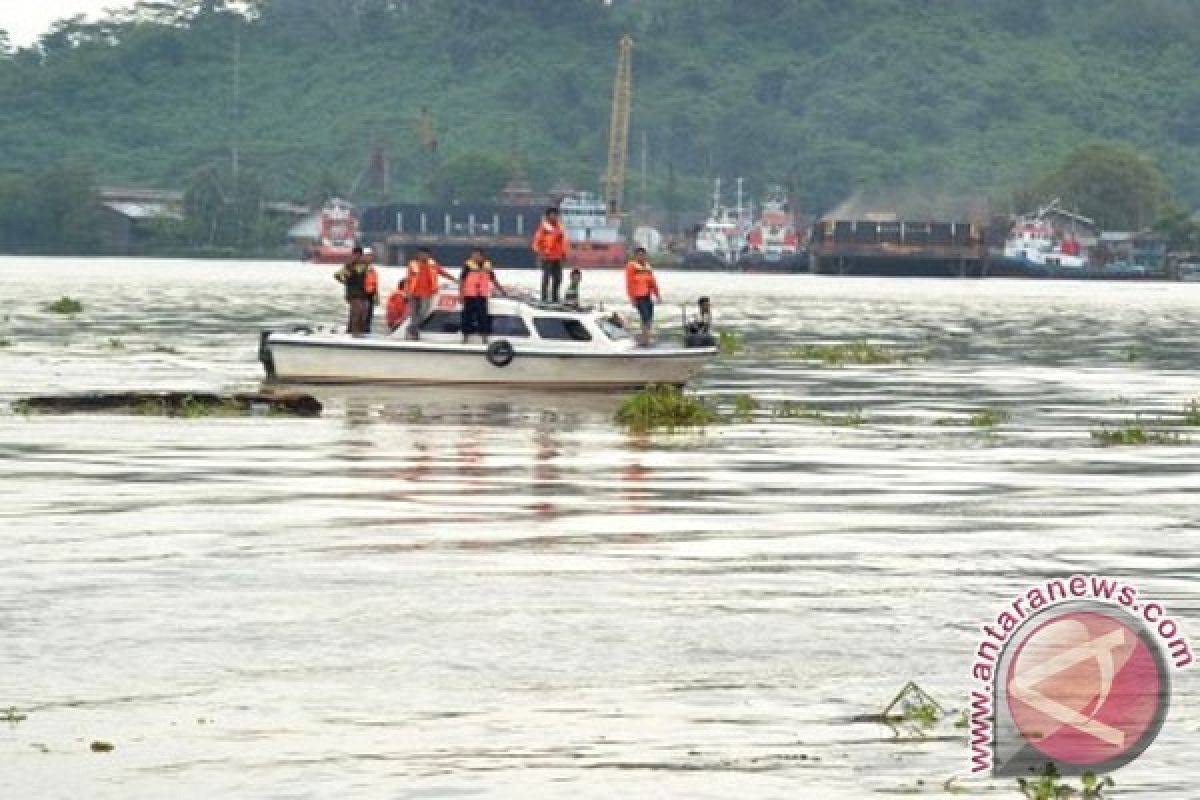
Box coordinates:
[1,258,1198,798]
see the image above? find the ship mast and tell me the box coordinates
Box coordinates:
[603,35,634,216]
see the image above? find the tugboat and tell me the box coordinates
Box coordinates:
[1002,206,1087,271]
[684,178,751,270]
[560,191,626,268]
[741,184,804,271]
[309,198,360,264]
[259,287,717,387]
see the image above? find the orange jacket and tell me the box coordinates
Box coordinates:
[386,290,409,329]
[405,257,451,298]
[532,220,568,261]
[625,259,660,301]
[364,266,379,297]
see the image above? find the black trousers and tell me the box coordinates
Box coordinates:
[541,260,563,303]
[462,297,491,337]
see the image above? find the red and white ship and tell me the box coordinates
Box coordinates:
[743,185,800,263]
[559,191,625,268]
[309,198,360,264]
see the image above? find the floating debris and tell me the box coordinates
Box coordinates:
[89,740,115,753]
[2,706,27,725]
[880,681,945,727]
[13,390,322,418]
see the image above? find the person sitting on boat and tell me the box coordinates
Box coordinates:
[460,248,507,344]
[563,268,583,309]
[625,247,661,346]
[334,245,372,337]
[531,206,568,304]
[404,247,457,341]
[686,296,712,336]
[385,280,410,333]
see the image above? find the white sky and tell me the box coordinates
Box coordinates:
[0,1,135,45]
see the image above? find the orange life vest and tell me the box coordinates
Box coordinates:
[461,258,496,299]
[386,291,409,329]
[364,266,379,296]
[625,259,658,300]
[405,257,440,298]
[532,220,568,261]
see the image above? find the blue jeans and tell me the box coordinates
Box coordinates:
[634,296,655,326]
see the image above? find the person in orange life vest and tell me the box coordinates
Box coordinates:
[531,206,568,304]
[404,247,457,340]
[385,281,410,332]
[459,248,507,344]
[362,247,380,333]
[334,245,372,336]
[625,246,661,345]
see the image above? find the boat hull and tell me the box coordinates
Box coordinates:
[261,334,715,388]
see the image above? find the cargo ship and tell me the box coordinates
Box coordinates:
[560,191,626,268]
[308,198,359,264]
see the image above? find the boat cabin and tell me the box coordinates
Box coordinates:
[395,289,638,351]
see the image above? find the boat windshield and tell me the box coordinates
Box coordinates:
[598,317,632,341]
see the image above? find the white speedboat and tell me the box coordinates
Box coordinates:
[259,289,717,388]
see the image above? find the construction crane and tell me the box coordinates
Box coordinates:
[603,35,633,216]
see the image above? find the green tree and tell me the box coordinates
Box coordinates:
[431,152,514,204]
[1026,143,1175,230]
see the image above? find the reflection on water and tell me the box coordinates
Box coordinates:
[1,258,1198,799]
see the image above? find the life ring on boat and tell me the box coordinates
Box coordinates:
[486,339,515,368]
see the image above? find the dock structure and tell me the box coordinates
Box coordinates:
[361,203,543,268]
[809,219,988,277]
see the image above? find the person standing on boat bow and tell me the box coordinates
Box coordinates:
[404,247,457,340]
[460,248,507,344]
[625,247,661,346]
[531,206,568,304]
[334,245,372,336]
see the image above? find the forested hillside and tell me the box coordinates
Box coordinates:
[1,0,1199,219]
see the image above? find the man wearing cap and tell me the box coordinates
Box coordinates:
[334,246,372,336]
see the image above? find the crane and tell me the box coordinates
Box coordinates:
[603,35,633,216]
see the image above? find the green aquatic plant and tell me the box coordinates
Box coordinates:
[615,385,718,433]
[771,401,864,427]
[1182,398,1200,426]
[732,393,759,421]
[89,740,115,753]
[1,706,27,725]
[0,337,11,347]
[880,681,945,729]
[45,296,83,315]
[151,344,180,355]
[1090,424,1187,446]
[783,340,906,366]
[107,338,125,350]
[968,408,1010,427]
[1017,763,1113,799]
[717,330,743,356]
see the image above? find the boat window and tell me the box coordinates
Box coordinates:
[491,315,530,337]
[533,317,592,341]
[598,317,631,340]
[420,310,461,334]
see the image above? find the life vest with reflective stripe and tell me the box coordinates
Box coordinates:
[461,258,496,298]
